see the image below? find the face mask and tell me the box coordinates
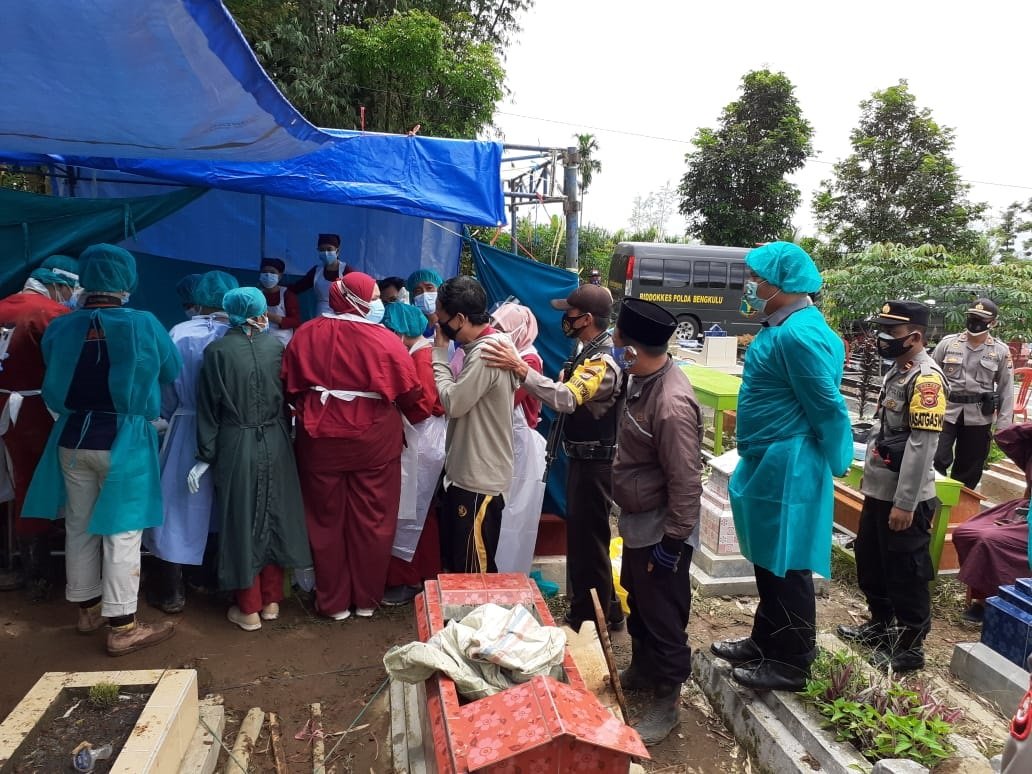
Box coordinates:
[61,288,82,310]
[561,312,588,338]
[259,272,279,289]
[612,345,638,370]
[876,331,914,359]
[439,315,462,341]
[365,299,385,324]
[742,280,768,316]
[318,250,338,267]
[120,294,131,306]
[414,291,437,315]
[966,317,991,335]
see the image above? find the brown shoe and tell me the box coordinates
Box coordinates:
[77,603,107,634]
[106,620,175,657]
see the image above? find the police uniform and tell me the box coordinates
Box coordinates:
[932,299,1014,490]
[853,300,947,671]
[519,285,624,629]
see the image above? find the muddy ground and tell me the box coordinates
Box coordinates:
[0,569,1003,773]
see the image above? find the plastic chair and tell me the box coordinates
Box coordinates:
[1014,367,1032,424]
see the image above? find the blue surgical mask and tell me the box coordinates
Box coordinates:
[61,289,82,310]
[612,345,637,370]
[120,294,131,306]
[259,272,279,289]
[366,299,385,324]
[414,291,437,315]
[318,250,337,267]
[742,280,766,316]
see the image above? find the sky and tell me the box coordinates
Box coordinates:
[491,0,1032,240]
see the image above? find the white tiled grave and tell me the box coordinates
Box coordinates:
[0,669,202,774]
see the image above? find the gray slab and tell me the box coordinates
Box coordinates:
[950,641,1031,717]
[692,543,755,579]
[690,560,829,598]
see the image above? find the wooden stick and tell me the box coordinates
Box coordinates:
[590,587,629,720]
[226,707,265,774]
[269,712,288,774]
[311,702,326,774]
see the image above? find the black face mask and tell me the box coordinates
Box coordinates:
[876,332,914,359]
[561,312,588,338]
[439,314,462,341]
[966,316,991,334]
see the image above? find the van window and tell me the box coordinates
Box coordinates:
[638,258,664,287]
[729,262,745,290]
[663,260,691,288]
[693,261,728,289]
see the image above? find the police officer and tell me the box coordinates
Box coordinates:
[481,284,625,630]
[932,298,1014,490]
[837,300,947,673]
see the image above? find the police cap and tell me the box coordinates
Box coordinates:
[870,300,930,328]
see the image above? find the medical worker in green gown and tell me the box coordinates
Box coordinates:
[23,244,182,657]
[191,287,311,632]
[710,242,853,691]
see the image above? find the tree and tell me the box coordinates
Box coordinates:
[677,69,813,246]
[575,133,602,194]
[990,200,1032,261]
[225,0,527,135]
[813,81,986,253]
[627,182,678,239]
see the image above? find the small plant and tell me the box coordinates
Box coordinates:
[87,681,120,709]
[802,649,961,768]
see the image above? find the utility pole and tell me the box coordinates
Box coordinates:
[563,146,579,273]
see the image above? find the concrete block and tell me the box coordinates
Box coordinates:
[690,566,757,597]
[872,761,927,773]
[977,468,1025,505]
[692,542,754,579]
[950,641,1031,717]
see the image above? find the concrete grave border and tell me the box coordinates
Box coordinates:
[0,669,198,774]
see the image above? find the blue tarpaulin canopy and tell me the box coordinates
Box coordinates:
[1,0,329,161]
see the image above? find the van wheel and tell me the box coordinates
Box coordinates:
[675,316,699,341]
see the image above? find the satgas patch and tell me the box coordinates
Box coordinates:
[563,357,607,406]
[909,372,946,431]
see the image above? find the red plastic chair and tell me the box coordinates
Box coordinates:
[1013,367,1032,424]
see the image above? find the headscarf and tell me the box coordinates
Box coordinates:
[745,241,822,294]
[405,268,443,295]
[329,271,375,316]
[80,243,138,294]
[383,299,430,337]
[491,302,539,353]
[194,270,240,310]
[176,273,202,306]
[223,287,268,327]
[40,255,79,287]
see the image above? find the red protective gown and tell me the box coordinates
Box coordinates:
[282,316,427,614]
[0,292,68,536]
[386,345,446,587]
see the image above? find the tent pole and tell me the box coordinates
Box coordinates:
[260,195,266,262]
[563,147,579,273]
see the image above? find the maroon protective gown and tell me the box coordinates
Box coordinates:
[955,422,1032,598]
[0,292,68,536]
[282,316,427,614]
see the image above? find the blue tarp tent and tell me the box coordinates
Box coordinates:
[2,0,329,161]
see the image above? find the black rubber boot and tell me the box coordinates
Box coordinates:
[20,535,51,601]
[146,559,186,614]
[618,638,654,691]
[632,681,681,746]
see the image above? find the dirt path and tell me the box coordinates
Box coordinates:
[0,574,1002,773]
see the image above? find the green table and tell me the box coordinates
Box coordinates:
[837,460,963,574]
[680,364,742,456]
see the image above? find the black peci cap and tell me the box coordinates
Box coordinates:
[871,300,930,328]
[616,298,677,346]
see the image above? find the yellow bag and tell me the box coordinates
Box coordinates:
[610,538,631,616]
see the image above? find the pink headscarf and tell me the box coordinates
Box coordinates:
[329,272,375,316]
[491,302,538,353]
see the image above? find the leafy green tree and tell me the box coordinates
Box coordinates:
[677,69,813,246]
[990,199,1032,261]
[813,81,986,253]
[225,0,525,135]
[575,133,601,194]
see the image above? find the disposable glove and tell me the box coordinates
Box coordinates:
[150,417,169,434]
[186,462,210,494]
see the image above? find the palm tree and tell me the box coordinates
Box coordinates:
[575,133,602,194]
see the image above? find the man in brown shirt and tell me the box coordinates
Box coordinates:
[610,298,703,746]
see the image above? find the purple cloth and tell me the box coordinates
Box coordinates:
[955,499,1030,599]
